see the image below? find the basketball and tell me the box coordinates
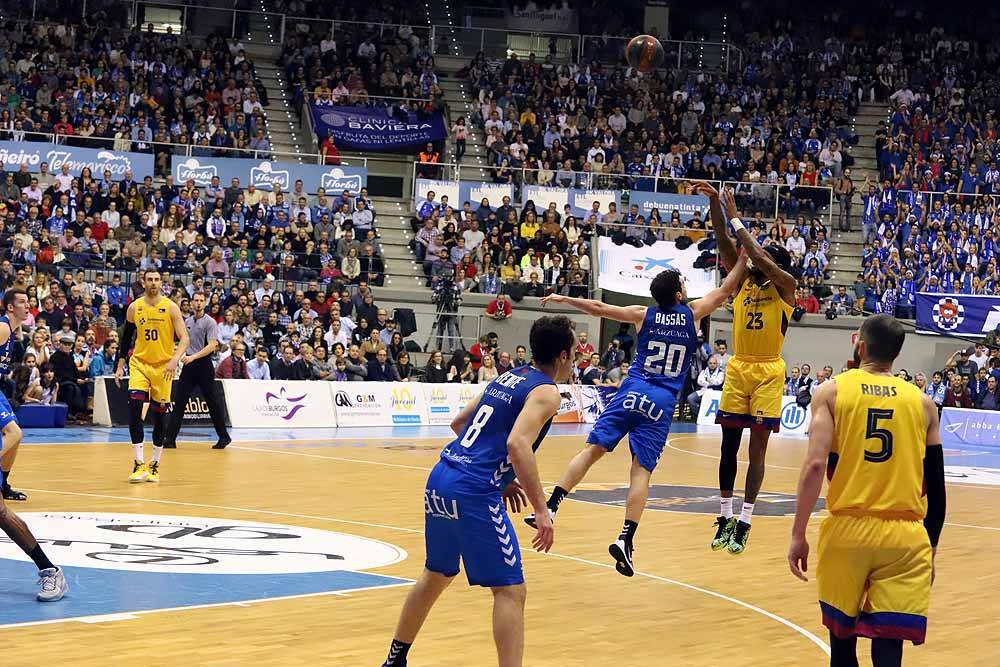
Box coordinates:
[625,34,664,73]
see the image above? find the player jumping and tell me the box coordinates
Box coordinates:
[114,270,188,484]
[697,181,796,555]
[525,260,745,576]
[379,316,576,667]
[789,314,945,666]
[0,288,67,601]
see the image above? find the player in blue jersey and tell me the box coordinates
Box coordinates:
[0,289,68,601]
[526,261,746,576]
[380,316,576,667]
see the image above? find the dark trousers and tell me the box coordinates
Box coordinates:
[163,357,228,446]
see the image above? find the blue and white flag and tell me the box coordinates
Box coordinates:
[915,292,1000,338]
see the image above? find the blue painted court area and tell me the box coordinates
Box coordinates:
[0,559,409,627]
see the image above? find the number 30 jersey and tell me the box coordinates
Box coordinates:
[628,304,698,395]
[439,366,555,494]
[732,279,793,359]
[829,369,928,520]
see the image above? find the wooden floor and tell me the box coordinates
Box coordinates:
[1,430,998,666]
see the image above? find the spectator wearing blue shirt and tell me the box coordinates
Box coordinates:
[88,340,117,379]
[925,371,947,410]
[897,270,917,319]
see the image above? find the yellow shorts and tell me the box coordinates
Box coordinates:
[128,357,173,405]
[817,514,932,645]
[715,356,785,431]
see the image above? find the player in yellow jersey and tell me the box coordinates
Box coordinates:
[695,182,796,555]
[788,314,945,667]
[114,271,188,484]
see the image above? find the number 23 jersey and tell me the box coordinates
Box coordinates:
[732,279,792,359]
[439,366,555,494]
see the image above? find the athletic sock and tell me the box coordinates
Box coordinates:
[133,444,144,463]
[28,544,55,571]
[151,446,164,464]
[720,496,733,518]
[739,502,755,525]
[547,485,569,513]
[383,639,411,666]
[619,520,639,545]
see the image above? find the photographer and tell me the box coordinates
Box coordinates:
[432,276,462,353]
[485,292,512,320]
[601,338,625,370]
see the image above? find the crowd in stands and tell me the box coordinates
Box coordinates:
[411,188,593,302]
[0,21,271,170]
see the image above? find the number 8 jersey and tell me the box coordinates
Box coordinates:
[439,366,555,494]
[629,304,699,394]
[732,279,792,359]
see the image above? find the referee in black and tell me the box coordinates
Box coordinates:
[162,291,231,449]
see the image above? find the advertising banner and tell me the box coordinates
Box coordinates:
[311,105,448,152]
[553,384,584,423]
[423,383,480,426]
[220,380,334,428]
[577,385,619,424]
[696,389,810,436]
[597,237,717,298]
[941,407,1000,448]
[94,377,229,427]
[916,292,1000,338]
[0,141,154,178]
[413,179,514,212]
[627,191,710,223]
[522,185,621,218]
[172,156,367,193]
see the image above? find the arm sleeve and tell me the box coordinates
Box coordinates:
[117,321,136,365]
[923,444,946,548]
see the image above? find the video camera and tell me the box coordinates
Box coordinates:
[431,278,462,312]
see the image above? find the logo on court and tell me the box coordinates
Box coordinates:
[0,513,406,574]
[571,485,825,516]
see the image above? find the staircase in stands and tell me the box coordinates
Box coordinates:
[827,101,889,292]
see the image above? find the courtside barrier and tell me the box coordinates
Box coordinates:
[695,389,811,435]
[94,378,613,428]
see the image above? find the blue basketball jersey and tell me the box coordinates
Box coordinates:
[627,304,698,395]
[0,316,14,376]
[439,366,555,493]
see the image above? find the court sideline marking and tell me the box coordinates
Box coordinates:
[17,485,831,656]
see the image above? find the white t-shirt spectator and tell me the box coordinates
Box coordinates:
[463,227,485,251]
[55,172,74,192]
[785,233,807,257]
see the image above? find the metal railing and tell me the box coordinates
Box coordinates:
[411,162,835,225]
[123,0,741,72]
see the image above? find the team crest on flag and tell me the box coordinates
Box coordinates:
[932,297,965,331]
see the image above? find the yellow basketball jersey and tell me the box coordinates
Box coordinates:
[828,369,928,520]
[133,296,176,366]
[731,279,793,359]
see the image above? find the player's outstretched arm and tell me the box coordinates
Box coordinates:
[693,180,740,272]
[690,253,748,324]
[540,294,645,327]
[788,380,836,581]
[507,384,561,552]
[720,187,797,306]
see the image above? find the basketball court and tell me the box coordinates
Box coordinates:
[1,425,997,666]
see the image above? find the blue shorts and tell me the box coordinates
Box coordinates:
[423,462,524,587]
[0,392,16,432]
[587,377,676,472]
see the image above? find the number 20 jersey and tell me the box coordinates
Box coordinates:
[628,304,698,395]
[439,366,555,495]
